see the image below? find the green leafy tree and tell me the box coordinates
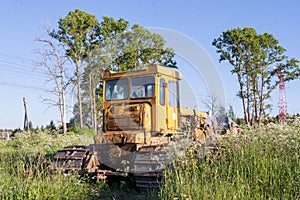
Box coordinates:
[100,16,129,39]
[45,120,56,131]
[50,9,100,128]
[212,27,299,126]
[227,105,235,121]
[77,17,130,130]
[79,17,176,129]
[115,24,176,70]
[54,14,177,129]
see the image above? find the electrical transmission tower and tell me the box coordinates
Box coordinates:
[278,73,287,124]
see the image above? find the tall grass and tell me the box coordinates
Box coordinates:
[0,130,155,199]
[1,122,299,199]
[0,130,106,199]
[160,121,300,200]
[0,151,106,199]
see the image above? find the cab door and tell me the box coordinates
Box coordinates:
[156,78,167,132]
[166,80,180,131]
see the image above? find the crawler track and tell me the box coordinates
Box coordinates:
[52,137,219,189]
[53,146,90,170]
[133,146,168,188]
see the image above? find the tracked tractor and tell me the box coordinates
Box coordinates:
[53,64,212,188]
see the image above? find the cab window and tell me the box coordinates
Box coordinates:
[168,80,179,108]
[130,76,155,99]
[105,79,128,100]
[159,78,165,106]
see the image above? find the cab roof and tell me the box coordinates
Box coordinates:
[102,64,182,80]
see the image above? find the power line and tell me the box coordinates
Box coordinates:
[0,69,46,86]
[0,54,51,88]
[0,59,48,74]
[0,81,46,91]
[0,54,74,84]
[0,67,46,81]
[0,52,36,63]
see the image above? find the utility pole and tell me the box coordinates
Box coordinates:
[23,97,30,133]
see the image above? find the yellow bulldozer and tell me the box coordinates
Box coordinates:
[53,64,213,188]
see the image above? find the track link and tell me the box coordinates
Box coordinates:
[53,146,90,170]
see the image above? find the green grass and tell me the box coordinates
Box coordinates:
[159,121,300,200]
[1,121,299,199]
[0,129,156,200]
[0,152,103,199]
[0,130,105,199]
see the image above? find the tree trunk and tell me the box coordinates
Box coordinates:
[246,73,251,127]
[89,73,94,130]
[237,73,249,126]
[61,72,67,134]
[252,74,258,125]
[258,73,265,124]
[76,61,84,128]
[92,80,97,133]
[89,73,97,132]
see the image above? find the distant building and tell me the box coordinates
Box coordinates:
[0,131,12,140]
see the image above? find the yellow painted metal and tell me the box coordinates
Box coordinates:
[101,64,208,145]
[102,65,182,144]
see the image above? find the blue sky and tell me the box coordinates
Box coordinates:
[0,0,300,129]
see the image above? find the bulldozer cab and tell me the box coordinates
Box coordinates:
[101,64,182,145]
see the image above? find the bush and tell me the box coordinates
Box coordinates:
[68,126,96,138]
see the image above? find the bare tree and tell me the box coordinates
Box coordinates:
[49,9,100,129]
[202,92,224,134]
[36,35,72,134]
